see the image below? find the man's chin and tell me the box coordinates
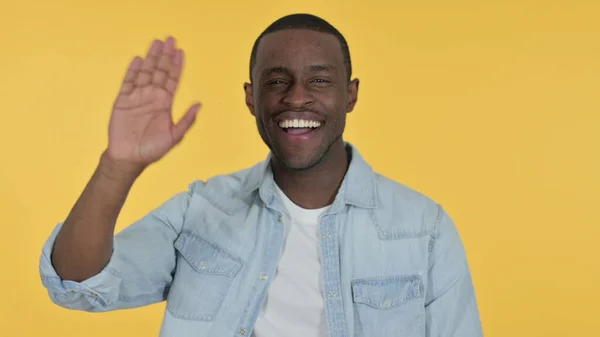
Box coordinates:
[273,150,323,172]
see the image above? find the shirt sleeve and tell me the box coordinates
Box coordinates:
[39,189,192,312]
[425,206,484,337]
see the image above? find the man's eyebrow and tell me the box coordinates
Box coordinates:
[262,66,289,77]
[309,64,336,72]
[260,64,337,77]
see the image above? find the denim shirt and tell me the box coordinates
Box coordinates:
[39,144,483,337]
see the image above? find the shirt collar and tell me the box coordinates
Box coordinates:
[244,142,378,211]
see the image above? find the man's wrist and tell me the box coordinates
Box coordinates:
[97,150,146,185]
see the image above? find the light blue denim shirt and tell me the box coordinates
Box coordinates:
[39,143,483,337]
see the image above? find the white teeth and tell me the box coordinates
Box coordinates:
[278,119,321,129]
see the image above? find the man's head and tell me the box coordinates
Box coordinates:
[244,14,359,171]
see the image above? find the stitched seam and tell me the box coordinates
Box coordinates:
[166,304,216,321]
[425,265,468,307]
[352,274,422,285]
[195,188,239,215]
[427,205,444,273]
[374,209,434,240]
[351,275,424,308]
[117,289,165,302]
[179,230,244,265]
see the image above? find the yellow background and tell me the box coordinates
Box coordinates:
[1,0,598,336]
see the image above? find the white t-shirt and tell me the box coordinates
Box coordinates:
[251,183,329,337]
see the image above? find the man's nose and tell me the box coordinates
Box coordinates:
[282,83,314,108]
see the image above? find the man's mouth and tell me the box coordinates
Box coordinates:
[277,119,322,135]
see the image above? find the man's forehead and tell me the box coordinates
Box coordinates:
[255,29,344,66]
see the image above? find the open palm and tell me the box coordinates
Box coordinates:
[107,37,200,166]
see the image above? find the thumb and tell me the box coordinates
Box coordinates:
[172,103,201,144]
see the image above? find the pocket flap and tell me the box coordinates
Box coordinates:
[351,275,424,309]
[174,230,243,278]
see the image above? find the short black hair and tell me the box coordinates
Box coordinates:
[249,13,352,83]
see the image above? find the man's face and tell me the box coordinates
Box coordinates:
[245,29,359,170]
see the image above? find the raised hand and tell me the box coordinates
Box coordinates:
[106,36,201,168]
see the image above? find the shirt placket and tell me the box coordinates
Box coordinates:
[233,211,286,337]
[319,213,348,337]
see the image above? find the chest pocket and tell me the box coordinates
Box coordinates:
[167,230,243,321]
[351,274,425,337]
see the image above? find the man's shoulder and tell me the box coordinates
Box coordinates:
[371,171,443,238]
[189,164,259,193]
[374,172,438,207]
[183,161,265,213]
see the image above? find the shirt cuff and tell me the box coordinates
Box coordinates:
[38,222,122,310]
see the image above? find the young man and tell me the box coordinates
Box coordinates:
[40,13,483,337]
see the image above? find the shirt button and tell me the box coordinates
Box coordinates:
[328,290,337,297]
[239,328,246,335]
[260,273,268,280]
[383,299,392,308]
[277,215,283,222]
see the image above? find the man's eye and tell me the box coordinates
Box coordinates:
[267,80,286,86]
[312,78,330,83]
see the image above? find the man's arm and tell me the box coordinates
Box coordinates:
[39,186,191,311]
[425,206,484,336]
[51,152,143,282]
[39,36,201,311]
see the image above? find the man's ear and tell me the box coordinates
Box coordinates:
[346,78,359,113]
[244,82,255,116]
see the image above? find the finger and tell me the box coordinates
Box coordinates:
[139,40,162,87]
[170,49,183,80]
[152,69,168,87]
[164,78,178,95]
[164,36,176,56]
[141,39,163,72]
[120,56,143,94]
[135,70,153,87]
[154,37,175,87]
[157,53,171,73]
[172,103,201,143]
[165,49,184,94]
[157,37,175,73]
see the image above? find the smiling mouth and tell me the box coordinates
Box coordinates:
[278,119,323,135]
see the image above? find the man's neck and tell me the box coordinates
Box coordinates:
[272,142,349,210]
